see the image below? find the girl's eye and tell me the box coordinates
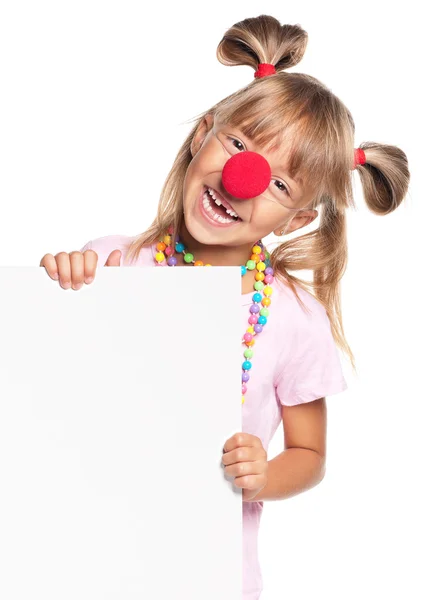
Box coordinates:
[273,180,290,196]
[228,137,245,152]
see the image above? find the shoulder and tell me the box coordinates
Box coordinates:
[274,276,328,324]
[272,276,333,348]
[80,234,155,266]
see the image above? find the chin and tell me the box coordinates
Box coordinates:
[182,211,206,244]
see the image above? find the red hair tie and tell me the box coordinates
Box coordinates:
[254,63,277,78]
[354,148,366,168]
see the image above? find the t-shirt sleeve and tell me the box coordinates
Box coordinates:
[274,303,348,406]
[78,235,131,266]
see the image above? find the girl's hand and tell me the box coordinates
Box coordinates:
[222,433,268,502]
[40,249,122,290]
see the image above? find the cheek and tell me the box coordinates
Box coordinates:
[192,143,226,181]
[183,153,210,196]
[183,160,200,200]
[250,202,288,227]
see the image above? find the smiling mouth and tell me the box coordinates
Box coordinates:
[203,185,242,222]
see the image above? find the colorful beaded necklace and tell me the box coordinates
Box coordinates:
[154,226,274,405]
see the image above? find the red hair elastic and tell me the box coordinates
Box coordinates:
[354,148,366,168]
[254,63,277,78]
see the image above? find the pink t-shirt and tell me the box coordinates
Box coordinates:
[80,234,348,600]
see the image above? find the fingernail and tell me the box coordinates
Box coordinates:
[52,272,59,280]
[85,277,93,284]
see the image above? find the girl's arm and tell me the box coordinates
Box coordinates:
[250,397,326,502]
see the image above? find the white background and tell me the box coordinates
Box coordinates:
[0,1,427,598]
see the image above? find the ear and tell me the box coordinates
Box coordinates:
[275,209,318,236]
[191,113,215,157]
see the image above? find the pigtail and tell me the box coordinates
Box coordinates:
[355,143,410,215]
[216,14,308,74]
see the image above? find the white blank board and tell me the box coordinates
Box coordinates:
[0,266,243,599]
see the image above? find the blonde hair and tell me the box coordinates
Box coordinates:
[124,14,410,373]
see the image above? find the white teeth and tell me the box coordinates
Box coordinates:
[207,187,239,219]
[207,187,218,200]
[203,190,236,223]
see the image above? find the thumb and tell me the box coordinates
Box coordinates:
[104,249,122,266]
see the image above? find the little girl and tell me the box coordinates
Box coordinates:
[40,14,410,600]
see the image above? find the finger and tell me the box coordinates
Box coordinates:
[83,249,98,283]
[223,432,260,453]
[224,460,261,478]
[222,446,254,466]
[55,252,72,289]
[69,251,86,290]
[40,253,59,280]
[105,249,122,267]
[234,474,262,490]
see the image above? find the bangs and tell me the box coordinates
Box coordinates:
[214,74,355,209]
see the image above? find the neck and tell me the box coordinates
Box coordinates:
[177,221,254,267]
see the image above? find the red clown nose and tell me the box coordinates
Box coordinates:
[221,151,272,199]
